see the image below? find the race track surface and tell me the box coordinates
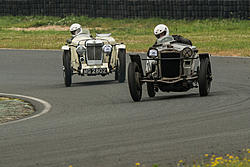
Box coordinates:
[0,49,249,167]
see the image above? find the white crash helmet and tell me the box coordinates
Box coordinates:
[70,23,82,36]
[154,24,169,38]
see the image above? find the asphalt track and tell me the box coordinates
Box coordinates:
[0,49,249,167]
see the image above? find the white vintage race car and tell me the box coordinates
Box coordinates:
[61,29,126,87]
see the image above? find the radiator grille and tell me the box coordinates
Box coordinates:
[160,53,181,78]
[86,46,102,60]
[86,42,103,65]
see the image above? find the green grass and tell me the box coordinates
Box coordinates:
[0,16,249,56]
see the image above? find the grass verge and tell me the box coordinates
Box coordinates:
[134,149,250,167]
[0,97,34,123]
[177,149,250,167]
[0,16,249,56]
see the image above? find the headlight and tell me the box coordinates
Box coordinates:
[102,44,112,53]
[182,47,193,58]
[76,45,86,56]
[148,49,158,57]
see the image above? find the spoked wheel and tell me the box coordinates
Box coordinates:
[198,57,212,96]
[63,50,72,87]
[128,62,142,102]
[147,82,155,97]
[116,49,126,83]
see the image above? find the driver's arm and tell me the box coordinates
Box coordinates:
[172,35,192,45]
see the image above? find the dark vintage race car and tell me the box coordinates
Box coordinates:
[127,36,213,102]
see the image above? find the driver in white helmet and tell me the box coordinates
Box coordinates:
[70,23,83,37]
[154,24,169,39]
[66,23,91,44]
[154,24,192,45]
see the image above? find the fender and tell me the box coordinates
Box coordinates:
[114,44,126,59]
[199,53,212,79]
[129,54,144,76]
[199,53,210,59]
[116,44,126,50]
[61,45,70,50]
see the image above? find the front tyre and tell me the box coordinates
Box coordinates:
[128,62,142,102]
[63,50,72,87]
[198,57,212,96]
[117,49,126,83]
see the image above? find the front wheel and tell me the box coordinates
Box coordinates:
[128,62,142,102]
[63,50,72,87]
[198,57,212,96]
[116,49,126,83]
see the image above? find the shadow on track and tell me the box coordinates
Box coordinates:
[40,79,121,89]
[139,91,217,103]
[141,93,199,102]
[72,79,119,87]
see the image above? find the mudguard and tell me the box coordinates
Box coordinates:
[129,54,144,76]
[116,44,126,50]
[199,53,210,60]
[199,53,212,79]
[61,45,70,50]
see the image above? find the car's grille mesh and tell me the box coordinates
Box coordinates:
[86,46,102,61]
[161,53,181,78]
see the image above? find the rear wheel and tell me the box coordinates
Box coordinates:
[117,49,126,83]
[147,82,155,97]
[63,50,72,87]
[198,57,212,96]
[128,62,142,102]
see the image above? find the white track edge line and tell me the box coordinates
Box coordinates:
[0,93,51,126]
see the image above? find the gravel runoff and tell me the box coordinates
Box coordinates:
[0,97,35,123]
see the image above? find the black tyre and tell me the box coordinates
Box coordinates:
[117,49,126,83]
[63,50,72,87]
[198,57,212,96]
[115,60,118,80]
[147,82,155,97]
[128,62,142,102]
